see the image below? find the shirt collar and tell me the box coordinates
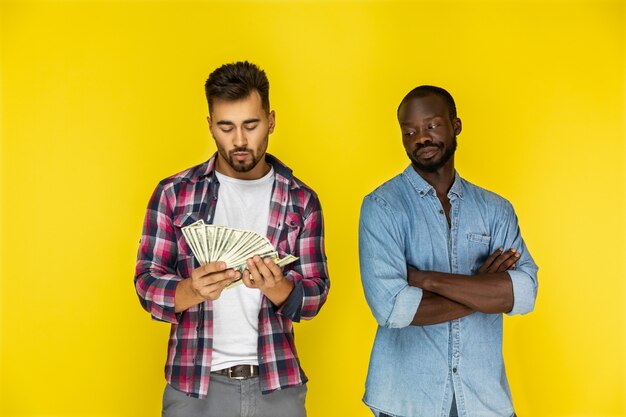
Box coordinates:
[403,165,464,200]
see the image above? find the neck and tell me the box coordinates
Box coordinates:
[412,162,455,197]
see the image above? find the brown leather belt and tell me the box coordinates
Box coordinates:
[212,365,259,380]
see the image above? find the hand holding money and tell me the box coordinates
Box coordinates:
[174,262,241,312]
[241,255,295,307]
[181,220,299,290]
[190,262,241,299]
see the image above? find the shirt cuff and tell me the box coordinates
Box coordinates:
[275,280,303,322]
[506,270,537,316]
[386,285,423,328]
[150,275,182,324]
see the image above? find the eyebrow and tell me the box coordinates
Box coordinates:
[216,118,261,126]
[400,115,445,126]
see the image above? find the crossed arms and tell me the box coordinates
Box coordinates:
[408,248,518,325]
[359,194,538,329]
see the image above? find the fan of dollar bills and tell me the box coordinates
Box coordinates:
[181,220,298,289]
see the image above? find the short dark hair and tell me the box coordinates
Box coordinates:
[397,85,457,120]
[204,61,270,114]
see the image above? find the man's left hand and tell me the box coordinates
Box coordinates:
[243,255,284,289]
[242,255,295,306]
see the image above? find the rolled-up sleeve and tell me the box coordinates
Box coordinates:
[134,182,183,324]
[276,195,329,322]
[507,269,536,315]
[359,195,422,328]
[492,200,539,316]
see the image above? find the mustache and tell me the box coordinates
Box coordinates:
[412,142,442,153]
[229,147,252,154]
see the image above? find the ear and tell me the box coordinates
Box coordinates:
[268,110,276,134]
[453,117,462,135]
[207,116,216,139]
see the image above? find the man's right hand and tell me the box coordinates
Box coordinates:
[477,248,520,274]
[174,262,240,312]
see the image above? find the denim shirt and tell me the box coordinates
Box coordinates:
[359,166,538,417]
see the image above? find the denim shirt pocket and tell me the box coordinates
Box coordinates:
[467,232,492,273]
[467,232,491,245]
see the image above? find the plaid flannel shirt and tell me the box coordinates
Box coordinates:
[134,153,330,399]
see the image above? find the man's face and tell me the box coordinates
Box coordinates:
[208,90,275,179]
[398,94,461,173]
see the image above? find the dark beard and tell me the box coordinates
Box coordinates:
[219,146,262,173]
[408,136,457,173]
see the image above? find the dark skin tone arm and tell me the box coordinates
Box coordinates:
[409,290,473,326]
[408,248,519,325]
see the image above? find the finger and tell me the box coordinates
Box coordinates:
[193,261,227,279]
[198,278,233,300]
[253,256,279,288]
[255,257,282,289]
[253,256,274,280]
[247,258,265,286]
[489,249,518,272]
[478,248,504,273]
[495,251,520,272]
[241,269,256,288]
[193,269,239,293]
[263,257,283,278]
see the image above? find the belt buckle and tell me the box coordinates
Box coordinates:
[228,365,254,380]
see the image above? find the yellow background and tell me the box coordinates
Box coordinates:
[1,0,624,416]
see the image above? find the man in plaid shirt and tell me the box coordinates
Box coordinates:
[135,61,330,417]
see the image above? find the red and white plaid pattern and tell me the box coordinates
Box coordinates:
[135,153,330,398]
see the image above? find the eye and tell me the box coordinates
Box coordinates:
[220,127,233,133]
[244,124,258,132]
[428,123,440,130]
[403,131,415,137]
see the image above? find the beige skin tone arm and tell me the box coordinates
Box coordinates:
[409,248,518,325]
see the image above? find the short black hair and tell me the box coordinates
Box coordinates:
[397,85,457,120]
[204,61,270,114]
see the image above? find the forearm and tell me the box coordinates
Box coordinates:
[276,273,329,322]
[134,268,182,323]
[409,269,514,314]
[263,278,295,307]
[174,278,205,313]
[411,290,474,325]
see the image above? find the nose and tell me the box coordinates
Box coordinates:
[233,127,248,147]
[415,128,433,144]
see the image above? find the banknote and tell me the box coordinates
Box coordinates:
[182,220,299,289]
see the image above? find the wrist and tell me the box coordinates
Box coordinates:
[263,277,294,307]
[175,278,203,312]
[408,269,429,289]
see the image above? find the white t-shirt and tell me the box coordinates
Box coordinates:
[210,167,274,371]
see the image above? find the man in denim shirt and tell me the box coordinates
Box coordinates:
[359,86,538,417]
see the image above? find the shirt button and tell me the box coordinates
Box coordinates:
[439,209,444,214]
[452,367,457,373]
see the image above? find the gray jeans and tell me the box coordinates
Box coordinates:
[162,374,307,417]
